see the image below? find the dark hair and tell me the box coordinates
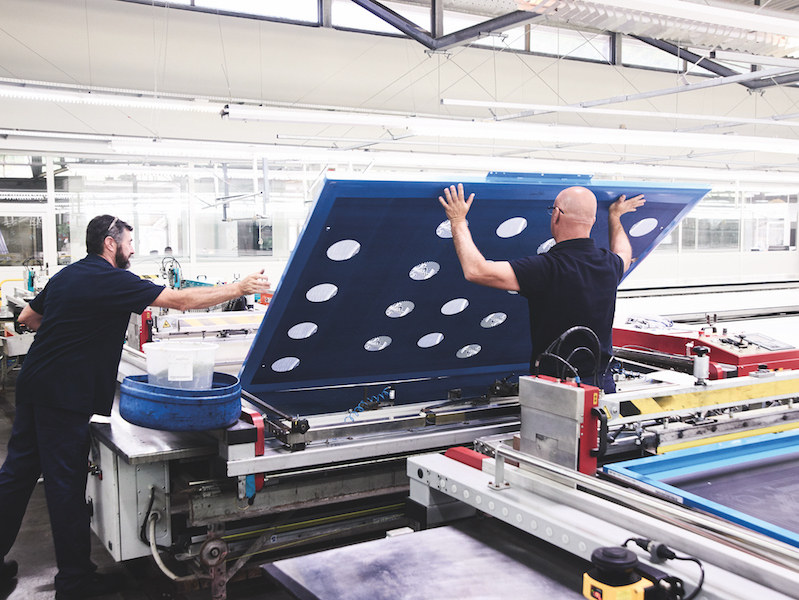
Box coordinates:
[86,215,132,255]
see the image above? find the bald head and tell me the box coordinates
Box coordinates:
[550,186,597,241]
[556,186,597,224]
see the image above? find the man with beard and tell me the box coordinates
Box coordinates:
[0,214,270,599]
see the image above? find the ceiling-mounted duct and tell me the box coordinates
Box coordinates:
[516,0,799,55]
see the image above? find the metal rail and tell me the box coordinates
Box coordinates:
[492,443,799,570]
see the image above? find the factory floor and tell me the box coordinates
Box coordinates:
[0,385,295,600]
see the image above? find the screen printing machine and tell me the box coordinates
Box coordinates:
[85,173,799,600]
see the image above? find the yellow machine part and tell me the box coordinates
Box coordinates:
[582,574,650,600]
[628,378,799,416]
[658,421,799,454]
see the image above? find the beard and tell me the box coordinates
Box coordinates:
[115,246,130,269]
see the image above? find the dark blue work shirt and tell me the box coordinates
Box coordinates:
[510,238,623,385]
[16,254,164,416]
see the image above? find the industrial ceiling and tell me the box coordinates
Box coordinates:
[2,0,799,183]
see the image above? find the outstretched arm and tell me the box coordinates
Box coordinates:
[438,184,519,291]
[152,270,270,311]
[608,194,646,272]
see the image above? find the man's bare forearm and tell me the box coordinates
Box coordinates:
[608,194,645,272]
[153,270,270,311]
[451,220,488,281]
[608,215,632,272]
[175,281,246,310]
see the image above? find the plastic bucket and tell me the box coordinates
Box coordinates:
[142,341,218,390]
[119,373,241,431]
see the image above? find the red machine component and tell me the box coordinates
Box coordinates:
[578,383,600,475]
[240,409,265,492]
[139,309,153,350]
[444,446,489,470]
[613,325,799,378]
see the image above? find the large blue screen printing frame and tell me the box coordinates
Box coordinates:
[604,430,799,547]
[239,172,709,416]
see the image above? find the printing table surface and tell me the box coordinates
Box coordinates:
[264,517,585,600]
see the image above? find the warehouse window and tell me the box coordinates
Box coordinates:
[698,218,739,249]
[0,216,43,267]
[48,159,321,267]
[472,25,527,51]
[657,189,799,254]
[681,217,741,251]
[622,37,685,72]
[192,0,318,23]
[528,26,610,62]
[742,192,797,251]
[331,0,428,34]
[444,12,527,51]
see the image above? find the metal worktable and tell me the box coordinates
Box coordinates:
[264,518,586,600]
[91,405,217,465]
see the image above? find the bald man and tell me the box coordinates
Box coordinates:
[439,184,645,393]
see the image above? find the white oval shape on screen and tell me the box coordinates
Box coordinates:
[326,239,361,261]
[417,332,444,348]
[629,218,659,237]
[456,344,481,359]
[306,283,338,302]
[481,312,507,328]
[441,298,469,315]
[364,336,392,352]
[386,301,415,318]
[409,261,440,281]
[272,357,300,372]
[496,217,527,238]
[287,322,318,340]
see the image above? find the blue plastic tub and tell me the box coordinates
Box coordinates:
[119,373,241,431]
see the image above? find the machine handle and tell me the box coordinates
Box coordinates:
[591,407,608,460]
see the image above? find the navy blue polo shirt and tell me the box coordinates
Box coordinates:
[16,254,164,416]
[510,238,623,384]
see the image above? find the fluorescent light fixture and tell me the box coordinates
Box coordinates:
[412,119,799,154]
[0,128,113,142]
[0,83,222,113]
[3,126,799,186]
[101,134,799,184]
[222,104,410,128]
[110,138,258,160]
[224,103,799,155]
[442,98,799,130]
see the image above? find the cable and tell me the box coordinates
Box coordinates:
[147,513,198,583]
[140,485,204,583]
[672,555,704,600]
[139,486,157,545]
[345,386,392,422]
[534,326,602,385]
[623,538,704,600]
[553,326,602,383]
[533,352,580,382]
[160,256,182,289]
[139,486,171,552]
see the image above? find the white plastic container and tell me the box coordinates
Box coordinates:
[142,341,218,390]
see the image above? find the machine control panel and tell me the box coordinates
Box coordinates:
[614,325,799,376]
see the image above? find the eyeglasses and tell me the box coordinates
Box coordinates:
[107,217,119,235]
[546,205,565,216]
